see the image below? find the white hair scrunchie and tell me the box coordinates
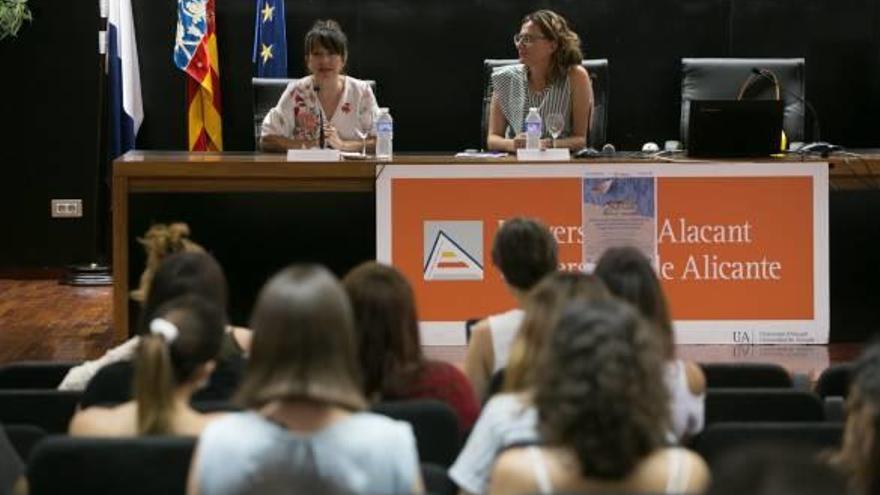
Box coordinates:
[149,318,179,343]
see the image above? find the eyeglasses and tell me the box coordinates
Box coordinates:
[513,33,547,46]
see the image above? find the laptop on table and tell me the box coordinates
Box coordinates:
[687,100,784,158]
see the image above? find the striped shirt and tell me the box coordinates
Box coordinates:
[491,64,572,138]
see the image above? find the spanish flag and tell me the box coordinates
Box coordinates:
[173,0,223,151]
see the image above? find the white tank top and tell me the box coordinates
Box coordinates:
[488,309,525,373]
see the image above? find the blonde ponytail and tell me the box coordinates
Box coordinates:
[134,335,176,435]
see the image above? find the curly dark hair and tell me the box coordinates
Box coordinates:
[491,217,558,291]
[534,299,670,480]
[594,246,675,359]
[830,341,880,495]
[522,10,584,85]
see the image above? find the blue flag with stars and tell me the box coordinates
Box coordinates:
[252,0,287,76]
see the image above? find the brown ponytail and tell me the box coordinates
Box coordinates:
[134,334,177,435]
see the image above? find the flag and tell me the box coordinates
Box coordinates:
[107,0,143,158]
[174,0,223,151]
[253,0,287,77]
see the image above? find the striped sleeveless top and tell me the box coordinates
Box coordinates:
[491,64,572,138]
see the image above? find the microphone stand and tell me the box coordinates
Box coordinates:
[315,83,325,149]
[750,67,823,144]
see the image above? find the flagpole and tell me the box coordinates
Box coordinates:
[63,0,113,286]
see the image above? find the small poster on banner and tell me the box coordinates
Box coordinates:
[582,175,656,269]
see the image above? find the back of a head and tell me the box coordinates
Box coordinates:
[534,299,669,480]
[594,246,674,357]
[708,445,846,495]
[135,294,227,435]
[491,217,558,291]
[831,341,880,494]
[503,271,610,392]
[139,251,228,334]
[342,262,424,400]
[238,264,366,411]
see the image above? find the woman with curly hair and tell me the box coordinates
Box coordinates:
[487,9,593,151]
[595,246,706,440]
[489,300,709,495]
[828,342,880,495]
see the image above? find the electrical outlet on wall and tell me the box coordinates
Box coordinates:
[50,199,83,218]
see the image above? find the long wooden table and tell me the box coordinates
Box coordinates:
[112,150,880,341]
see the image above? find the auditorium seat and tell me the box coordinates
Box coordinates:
[372,399,460,467]
[691,421,843,467]
[815,363,852,398]
[0,360,80,389]
[3,423,46,461]
[700,362,793,388]
[27,436,195,495]
[680,58,806,146]
[251,77,377,149]
[0,390,81,433]
[421,462,457,495]
[480,59,609,149]
[705,388,825,425]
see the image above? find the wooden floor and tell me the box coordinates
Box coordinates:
[0,279,864,378]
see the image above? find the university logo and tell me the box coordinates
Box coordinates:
[423,221,484,281]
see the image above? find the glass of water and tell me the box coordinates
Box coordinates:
[546,113,565,148]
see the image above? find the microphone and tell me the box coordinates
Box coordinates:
[314,84,325,149]
[750,67,822,144]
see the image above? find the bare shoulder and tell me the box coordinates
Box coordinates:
[639,448,710,494]
[683,360,707,395]
[569,64,590,81]
[489,448,539,495]
[69,405,129,436]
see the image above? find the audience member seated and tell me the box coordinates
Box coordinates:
[486,10,592,152]
[69,295,226,437]
[450,272,608,495]
[708,445,845,495]
[595,246,707,441]
[187,265,422,495]
[502,271,609,392]
[79,253,245,407]
[489,300,709,495]
[343,262,479,433]
[828,342,880,495]
[260,20,379,153]
[465,217,558,400]
[59,226,250,392]
[0,423,26,495]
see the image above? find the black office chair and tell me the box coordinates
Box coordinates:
[705,388,825,426]
[0,360,81,389]
[28,436,196,495]
[680,58,806,146]
[692,421,843,467]
[251,77,378,149]
[0,390,82,433]
[700,362,793,389]
[480,59,609,149]
[372,399,461,467]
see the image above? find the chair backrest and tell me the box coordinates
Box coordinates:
[28,436,196,495]
[692,421,843,467]
[815,363,853,398]
[0,390,82,433]
[705,388,825,425]
[680,57,806,145]
[701,362,793,389]
[3,423,47,462]
[421,462,457,495]
[481,59,609,149]
[251,77,378,147]
[0,361,81,389]
[371,399,460,467]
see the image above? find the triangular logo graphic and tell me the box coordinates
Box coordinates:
[424,230,484,281]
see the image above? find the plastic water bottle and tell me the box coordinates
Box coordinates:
[376,108,393,160]
[525,107,542,149]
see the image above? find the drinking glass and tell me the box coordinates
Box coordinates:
[354,126,368,157]
[546,113,565,148]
